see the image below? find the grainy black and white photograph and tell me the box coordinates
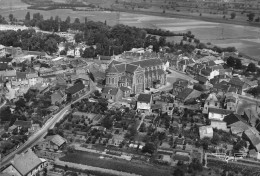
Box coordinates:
[0,0,260,176]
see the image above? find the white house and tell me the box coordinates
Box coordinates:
[208,107,233,121]
[2,149,47,176]
[137,94,152,112]
[203,93,220,114]
[199,126,213,139]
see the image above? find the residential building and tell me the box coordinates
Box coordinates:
[101,87,123,102]
[199,126,213,139]
[203,93,220,114]
[13,120,32,133]
[137,93,152,112]
[175,88,201,103]
[71,73,89,86]
[224,92,238,111]
[227,77,250,95]
[105,58,166,94]
[242,128,260,152]
[66,83,87,100]
[210,120,228,131]
[172,79,189,96]
[39,135,66,151]
[208,108,233,121]
[2,149,47,176]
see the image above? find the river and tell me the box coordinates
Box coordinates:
[0,0,259,60]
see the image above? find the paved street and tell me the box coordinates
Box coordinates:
[0,82,96,169]
[0,100,6,109]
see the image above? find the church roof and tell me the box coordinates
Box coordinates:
[131,58,162,68]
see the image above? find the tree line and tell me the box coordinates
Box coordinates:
[0,29,64,55]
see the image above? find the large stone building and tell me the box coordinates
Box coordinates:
[105,58,166,94]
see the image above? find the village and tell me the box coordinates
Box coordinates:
[0,22,260,176]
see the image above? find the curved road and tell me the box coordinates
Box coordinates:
[0,83,96,169]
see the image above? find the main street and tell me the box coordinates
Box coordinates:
[0,82,96,169]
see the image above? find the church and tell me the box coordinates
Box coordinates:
[105,58,166,94]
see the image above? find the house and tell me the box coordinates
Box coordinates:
[210,120,228,131]
[120,86,132,98]
[66,83,87,100]
[177,56,195,72]
[108,134,124,147]
[203,93,220,114]
[196,74,209,85]
[71,74,89,86]
[51,90,67,105]
[175,88,201,103]
[2,149,47,176]
[101,87,123,102]
[208,108,233,121]
[199,126,213,139]
[224,92,238,112]
[13,120,32,133]
[137,93,152,112]
[40,135,66,151]
[227,77,250,95]
[172,79,189,96]
[242,128,260,152]
[172,151,191,164]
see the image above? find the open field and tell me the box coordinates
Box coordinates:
[0,0,260,60]
[60,150,173,176]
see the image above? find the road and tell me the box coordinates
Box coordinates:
[0,82,96,169]
[0,100,6,109]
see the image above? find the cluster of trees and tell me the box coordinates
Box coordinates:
[226,56,243,69]
[0,15,8,24]
[0,28,64,55]
[247,86,260,98]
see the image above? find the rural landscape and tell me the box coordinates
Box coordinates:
[0,0,260,176]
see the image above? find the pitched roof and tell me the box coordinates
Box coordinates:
[223,113,249,126]
[13,120,32,128]
[229,77,245,87]
[201,67,212,76]
[0,57,12,63]
[173,79,189,87]
[102,87,119,95]
[66,83,85,95]
[125,64,138,73]
[45,134,66,147]
[176,88,193,100]
[196,75,208,83]
[0,63,8,71]
[106,64,119,73]
[114,64,126,73]
[208,108,233,115]
[173,154,190,162]
[243,129,260,151]
[137,94,152,103]
[11,149,43,176]
[131,58,162,68]
[16,72,27,79]
[120,86,131,92]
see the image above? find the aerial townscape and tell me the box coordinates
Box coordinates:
[0,0,260,176]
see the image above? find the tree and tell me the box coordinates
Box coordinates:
[74,33,83,44]
[142,142,155,154]
[193,84,204,91]
[247,63,256,72]
[65,16,71,24]
[25,12,30,21]
[247,13,255,21]
[9,14,14,22]
[44,38,58,55]
[74,18,80,24]
[173,168,185,176]
[230,12,236,19]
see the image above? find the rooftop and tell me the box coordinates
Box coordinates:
[137,94,152,103]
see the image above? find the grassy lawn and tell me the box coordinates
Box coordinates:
[60,150,173,176]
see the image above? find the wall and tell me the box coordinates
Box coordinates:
[137,102,150,110]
